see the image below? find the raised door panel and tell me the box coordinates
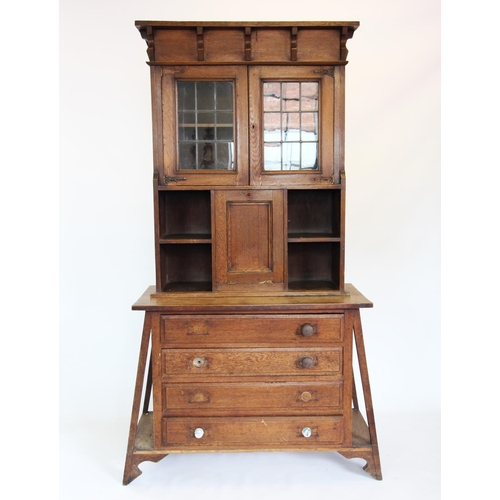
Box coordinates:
[214,190,285,291]
[161,65,248,186]
[249,66,338,186]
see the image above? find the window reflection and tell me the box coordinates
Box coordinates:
[263,81,319,171]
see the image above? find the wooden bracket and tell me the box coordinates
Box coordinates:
[340,27,355,61]
[143,26,155,62]
[244,27,252,61]
[197,27,204,61]
[291,27,298,61]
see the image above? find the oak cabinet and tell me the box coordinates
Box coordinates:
[124,21,382,485]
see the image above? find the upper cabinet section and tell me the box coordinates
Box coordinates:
[135,22,359,65]
[138,22,358,187]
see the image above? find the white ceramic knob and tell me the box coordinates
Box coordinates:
[302,427,312,438]
[194,427,205,439]
[193,357,205,368]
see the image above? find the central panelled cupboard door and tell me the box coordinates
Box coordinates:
[213,190,285,291]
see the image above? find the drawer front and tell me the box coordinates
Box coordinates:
[162,381,343,415]
[162,416,345,448]
[161,348,342,378]
[161,314,343,345]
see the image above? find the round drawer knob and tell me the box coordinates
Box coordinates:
[194,427,205,439]
[300,356,315,369]
[300,323,314,337]
[300,391,312,402]
[193,357,206,368]
[302,427,312,438]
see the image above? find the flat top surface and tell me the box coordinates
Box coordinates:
[132,283,373,312]
[135,21,359,29]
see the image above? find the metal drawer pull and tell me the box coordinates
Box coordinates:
[300,391,312,402]
[300,356,315,368]
[302,427,312,438]
[194,428,205,439]
[300,323,314,337]
[193,357,206,368]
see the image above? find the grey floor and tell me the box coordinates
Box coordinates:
[59,410,439,500]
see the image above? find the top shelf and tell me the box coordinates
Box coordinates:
[135,21,360,29]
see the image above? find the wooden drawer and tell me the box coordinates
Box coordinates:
[162,381,343,415]
[161,348,342,378]
[161,314,343,346]
[161,416,345,449]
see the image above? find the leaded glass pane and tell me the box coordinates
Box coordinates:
[177,81,234,170]
[262,81,319,171]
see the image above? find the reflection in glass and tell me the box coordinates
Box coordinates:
[301,143,318,170]
[215,82,233,109]
[197,82,215,110]
[178,82,196,110]
[215,142,234,170]
[282,82,300,111]
[264,113,281,142]
[178,142,197,169]
[178,112,196,141]
[282,113,300,142]
[263,82,281,111]
[301,113,318,142]
[283,142,301,170]
[262,81,319,171]
[197,142,215,169]
[301,82,318,111]
[177,81,234,170]
[263,143,281,171]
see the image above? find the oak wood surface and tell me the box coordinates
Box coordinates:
[162,380,343,415]
[214,189,285,290]
[161,415,345,448]
[133,283,372,311]
[136,22,358,65]
[161,347,342,378]
[125,21,382,485]
[160,313,343,345]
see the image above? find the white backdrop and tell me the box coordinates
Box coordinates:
[58,1,440,498]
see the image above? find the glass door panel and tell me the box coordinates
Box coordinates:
[162,66,248,186]
[249,66,335,186]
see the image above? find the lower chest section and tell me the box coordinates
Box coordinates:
[151,312,353,451]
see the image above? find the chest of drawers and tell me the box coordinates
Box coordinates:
[123,284,382,483]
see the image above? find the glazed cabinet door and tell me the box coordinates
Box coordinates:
[214,189,285,291]
[249,66,339,186]
[160,65,249,186]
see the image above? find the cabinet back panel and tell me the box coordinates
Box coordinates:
[288,242,340,288]
[160,191,211,237]
[288,190,340,237]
